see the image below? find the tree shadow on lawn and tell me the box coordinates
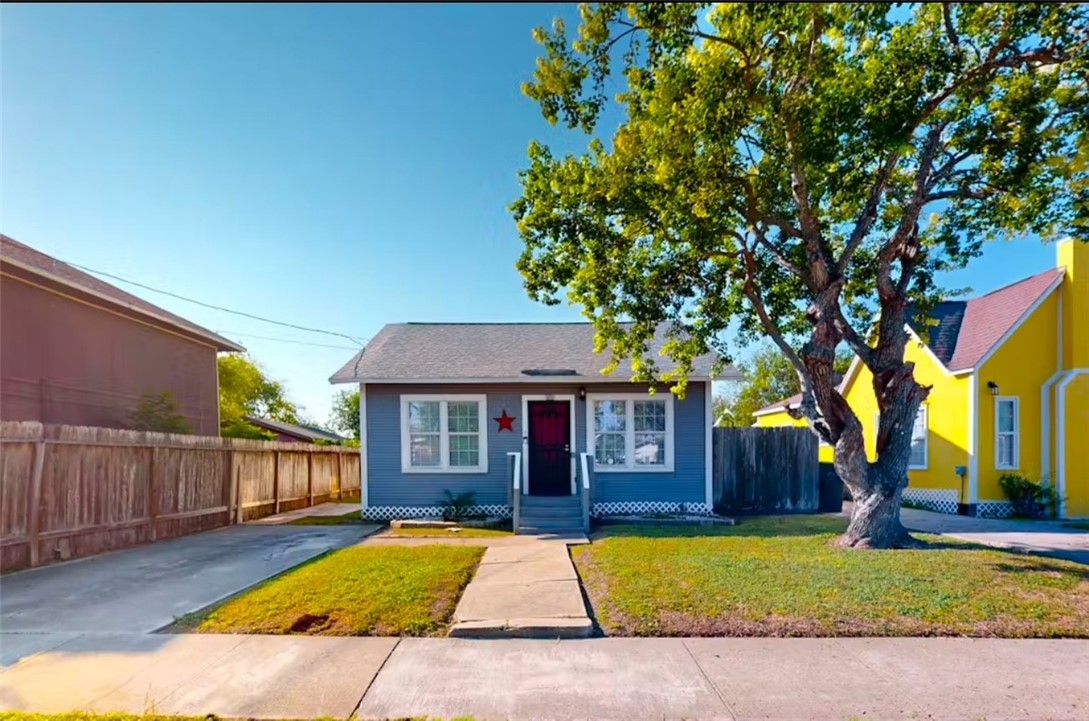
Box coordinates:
[592,514,850,540]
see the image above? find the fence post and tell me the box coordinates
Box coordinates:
[26,439,45,568]
[272,450,281,514]
[234,461,243,524]
[307,452,314,507]
[226,449,237,525]
[336,451,344,501]
[147,447,158,542]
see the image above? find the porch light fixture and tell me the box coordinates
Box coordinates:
[578,386,587,401]
[987,381,999,396]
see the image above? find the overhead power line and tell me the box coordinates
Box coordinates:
[213,330,361,351]
[67,261,368,346]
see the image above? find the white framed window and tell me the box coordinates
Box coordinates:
[873,406,928,470]
[995,396,1020,470]
[586,393,674,472]
[400,394,488,473]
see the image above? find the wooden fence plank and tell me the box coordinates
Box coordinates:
[26,440,45,567]
[0,421,361,572]
[712,427,818,515]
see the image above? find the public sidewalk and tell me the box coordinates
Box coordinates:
[3,632,1088,720]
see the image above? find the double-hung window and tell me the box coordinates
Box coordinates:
[873,406,928,470]
[587,393,674,471]
[995,396,1019,470]
[400,395,488,473]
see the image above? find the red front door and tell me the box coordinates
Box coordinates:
[527,400,571,496]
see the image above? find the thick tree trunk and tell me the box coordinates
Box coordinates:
[831,420,925,549]
[837,480,923,549]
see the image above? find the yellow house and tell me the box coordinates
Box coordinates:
[753,239,1088,519]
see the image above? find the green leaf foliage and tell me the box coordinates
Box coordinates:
[513,3,1088,397]
[217,354,299,428]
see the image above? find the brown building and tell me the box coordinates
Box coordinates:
[0,234,244,435]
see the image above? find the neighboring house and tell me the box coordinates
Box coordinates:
[754,239,1088,519]
[245,416,347,444]
[0,234,244,435]
[330,322,740,523]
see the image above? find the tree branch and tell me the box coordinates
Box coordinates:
[836,151,902,274]
[942,3,960,48]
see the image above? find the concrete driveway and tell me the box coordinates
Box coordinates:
[864,506,1089,564]
[0,524,376,635]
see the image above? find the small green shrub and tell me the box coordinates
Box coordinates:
[131,391,192,434]
[441,489,476,522]
[220,419,275,440]
[999,473,1061,518]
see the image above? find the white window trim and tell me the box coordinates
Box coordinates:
[400,394,488,474]
[994,396,1020,471]
[874,407,928,471]
[586,392,674,473]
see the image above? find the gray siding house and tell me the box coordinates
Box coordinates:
[329,323,737,523]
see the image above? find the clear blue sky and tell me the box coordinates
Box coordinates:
[1,4,1060,424]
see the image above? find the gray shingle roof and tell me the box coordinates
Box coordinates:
[330,323,736,384]
[245,417,346,442]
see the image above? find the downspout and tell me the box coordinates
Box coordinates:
[1056,369,1089,519]
[966,372,979,515]
[1042,292,1066,483]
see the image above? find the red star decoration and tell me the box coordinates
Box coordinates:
[494,410,516,432]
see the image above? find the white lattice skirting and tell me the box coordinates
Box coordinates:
[902,488,959,515]
[363,504,512,521]
[591,501,713,517]
[975,501,1014,518]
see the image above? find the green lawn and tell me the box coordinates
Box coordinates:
[385,526,512,538]
[288,510,364,525]
[575,516,1089,638]
[183,545,484,636]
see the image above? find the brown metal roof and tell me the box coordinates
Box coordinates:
[1,234,244,352]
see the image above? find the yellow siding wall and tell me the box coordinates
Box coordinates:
[1060,374,1089,518]
[841,339,970,497]
[975,290,1060,502]
[753,410,834,462]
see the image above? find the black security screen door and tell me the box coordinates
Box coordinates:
[527,401,571,496]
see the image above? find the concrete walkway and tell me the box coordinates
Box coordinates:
[448,540,592,638]
[3,633,1088,720]
[897,507,1089,564]
[248,501,361,525]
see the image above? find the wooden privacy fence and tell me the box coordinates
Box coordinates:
[0,421,361,572]
[712,426,819,515]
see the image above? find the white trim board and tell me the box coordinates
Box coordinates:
[521,394,578,496]
[704,382,714,511]
[359,383,368,509]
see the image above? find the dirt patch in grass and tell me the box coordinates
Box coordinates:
[180,545,483,636]
[287,510,364,525]
[384,526,512,538]
[574,515,1089,638]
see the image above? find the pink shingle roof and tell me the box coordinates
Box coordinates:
[944,268,1063,371]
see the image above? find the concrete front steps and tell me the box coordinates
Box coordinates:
[516,494,584,535]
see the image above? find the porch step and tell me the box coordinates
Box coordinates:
[516,525,586,535]
[519,506,582,520]
[521,496,581,508]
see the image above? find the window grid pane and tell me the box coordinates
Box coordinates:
[595,432,626,466]
[409,433,441,466]
[448,433,480,467]
[408,401,440,433]
[633,401,666,432]
[998,400,1015,433]
[594,401,626,432]
[634,431,666,465]
[447,402,479,433]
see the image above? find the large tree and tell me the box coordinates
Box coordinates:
[513,3,1088,548]
[217,354,299,431]
[329,389,361,440]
